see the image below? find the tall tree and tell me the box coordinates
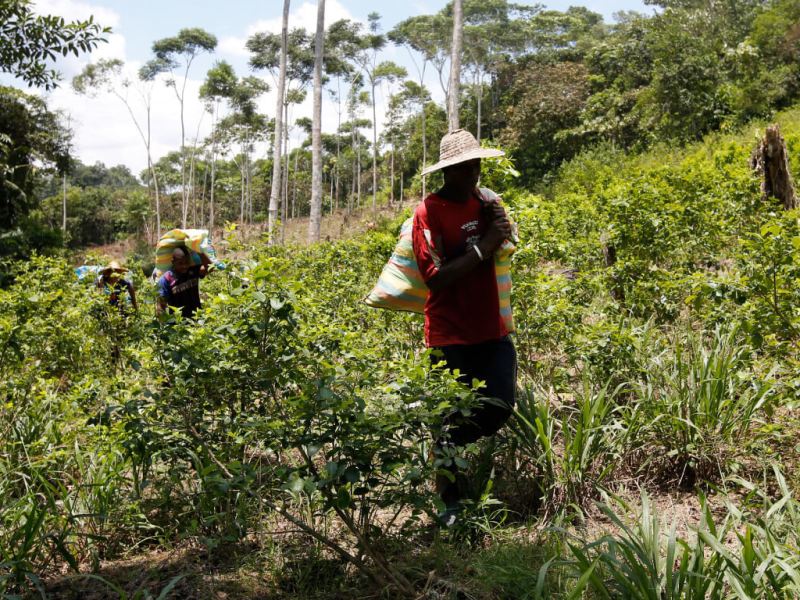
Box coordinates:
[389,18,440,198]
[74,58,163,234]
[325,19,362,212]
[353,14,407,211]
[0,86,71,228]
[461,0,536,141]
[448,0,464,131]
[200,61,238,232]
[149,28,217,227]
[248,0,290,243]
[309,0,326,242]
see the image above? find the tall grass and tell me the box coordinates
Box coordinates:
[629,326,775,486]
[510,377,623,517]
[563,468,800,599]
[569,493,726,599]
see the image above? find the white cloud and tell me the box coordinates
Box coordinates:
[33,0,120,27]
[48,67,214,176]
[218,0,359,61]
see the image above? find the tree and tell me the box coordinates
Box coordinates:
[248,0,289,243]
[0,0,109,90]
[148,28,217,227]
[200,61,238,232]
[461,0,537,141]
[390,14,452,111]
[73,58,163,235]
[353,14,407,211]
[499,60,591,182]
[448,0,464,131]
[384,89,411,204]
[0,86,71,228]
[389,18,446,198]
[309,0,326,243]
[324,19,362,212]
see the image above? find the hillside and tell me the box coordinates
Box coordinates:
[2,105,799,598]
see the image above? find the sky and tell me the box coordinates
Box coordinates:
[11,0,653,176]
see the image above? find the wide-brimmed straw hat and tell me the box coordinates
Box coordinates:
[101,260,127,275]
[421,129,505,176]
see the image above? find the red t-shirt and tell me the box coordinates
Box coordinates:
[412,191,508,347]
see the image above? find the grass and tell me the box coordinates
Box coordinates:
[629,326,776,487]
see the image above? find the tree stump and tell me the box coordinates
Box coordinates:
[749,124,797,210]
[601,232,624,303]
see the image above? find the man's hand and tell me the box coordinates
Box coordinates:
[198,252,212,277]
[480,209,512,254]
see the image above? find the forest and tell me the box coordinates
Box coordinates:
[2,0,800,597]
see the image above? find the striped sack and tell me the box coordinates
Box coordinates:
[364,189,515,332]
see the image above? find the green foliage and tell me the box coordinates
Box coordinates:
[629,327,775,486]
[0,86,71,229]
[0,0,109,90]
[510,379,622,517]
[570,493,727,599]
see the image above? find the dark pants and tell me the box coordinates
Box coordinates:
[434,336,517,507]
[436,336,517,445]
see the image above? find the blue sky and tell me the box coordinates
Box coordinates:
[23,0,651,174]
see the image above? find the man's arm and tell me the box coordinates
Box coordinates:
[425,214,511,292]
[127,280,138,311]
[198,252,212,278]
[156,276,170,316]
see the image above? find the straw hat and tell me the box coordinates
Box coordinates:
[102,260,127,275]
[421,129,505,176]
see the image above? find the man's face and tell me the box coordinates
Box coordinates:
[173,253,190,274]
[445,158,481,190]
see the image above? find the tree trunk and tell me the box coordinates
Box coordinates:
[292,149,299,219]
[309,0,325,242]
[146,101,160,238]
[356,125,362,210]
[282,102,290,242]
[390,145,394,205]
[189,148,197,225]
[188,110,205,227]
[421,102,427,200]
[371,80,378,212]
[240,148,245,224]
[149,155,160,239]
[178,62,192,228]
[209,104,217,232]
[448,0,463,132]
[61,172,67,233]
[268,0,290,243]
[200,154,208,228]
[475,70,482,142]
[750,124,797,210]
[335,75,342,214]
[247,146,253,224]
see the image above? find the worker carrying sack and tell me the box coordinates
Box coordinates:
[364,187,516,333]
[153,229,224,278]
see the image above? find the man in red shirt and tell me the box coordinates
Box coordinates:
[412,129,516,524]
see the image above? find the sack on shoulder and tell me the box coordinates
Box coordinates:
[154,229,223,277]
[364,188,516,332]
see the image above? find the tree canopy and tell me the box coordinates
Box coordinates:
[0,0,109,90]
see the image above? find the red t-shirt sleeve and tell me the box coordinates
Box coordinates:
[412,202,443,283]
